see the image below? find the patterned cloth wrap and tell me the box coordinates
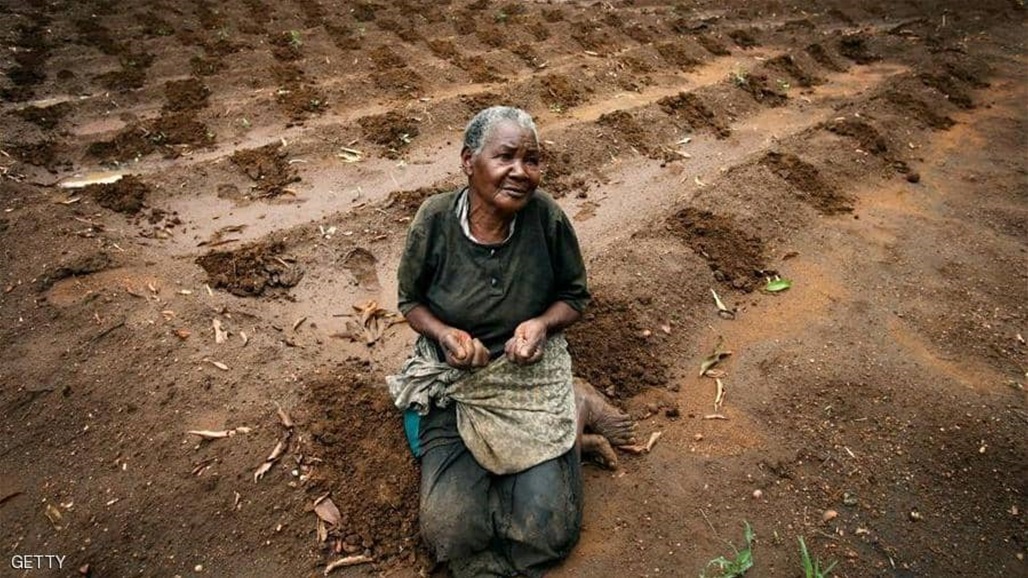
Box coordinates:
[387,334,577,475]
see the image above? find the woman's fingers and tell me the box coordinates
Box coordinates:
[469,338,490,367]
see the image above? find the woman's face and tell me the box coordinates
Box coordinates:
[461,120,542,217]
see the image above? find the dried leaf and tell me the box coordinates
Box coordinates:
[173,328,191,340]
[703,414,729,420]
[44,503,63,528]
[276,402,295,429]
[714,378,725,413]
[336,148,364,163]
[240,331,249,346]
[699,350,732,377]
[314,497,343,527]
[213,319,228,344]
[644,431,663,452]
[267,441,286,462]
[254,461,273,483]
[317,518,328,543]
[188,430,232,439]
[209,360,229,371]
[292,316,307,331]
[324,554,373,574]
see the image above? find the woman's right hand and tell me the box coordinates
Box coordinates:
[439,329,490,369]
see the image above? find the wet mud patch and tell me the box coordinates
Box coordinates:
[358,112,420,154]
[658,92,732,138]
[667,207,767,291]
[163,78,211,112]
[883,89,955,130]
[541,74,588,110]
[805,43,846,72]
[824,117,888,154]
[761,152,854,215]
[837,34,879,64]
[297,362,423,570]
[765,54,824,88]
[230,143,301,198]
[567,295,670,399]
[733,72,788,106]
[196,241,304,297]
[85,175,151,214]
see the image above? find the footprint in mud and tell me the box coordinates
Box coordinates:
[341,247,380,290]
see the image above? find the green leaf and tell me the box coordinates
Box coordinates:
[764,277,792,292]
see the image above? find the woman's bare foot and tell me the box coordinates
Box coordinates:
[574,377,637,447]
[581,434,619,469]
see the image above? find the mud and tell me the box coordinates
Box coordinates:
[196,241,304,297]
[230,143,302,198]
[86,175,151,214]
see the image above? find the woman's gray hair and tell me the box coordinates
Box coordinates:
[462,106,538,156]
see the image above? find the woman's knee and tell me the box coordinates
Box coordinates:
[420,490,491,560]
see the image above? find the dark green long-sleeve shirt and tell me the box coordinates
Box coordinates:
[397,188,590,356]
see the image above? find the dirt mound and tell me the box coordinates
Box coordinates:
[277,84,328,121]
[805,42,846,72]
[196,241,304,297]
[655,42,702,70]
[766,54,824,87]
[87,113,213,163]
[385,185,451,218]
[837,33,879,64]
[824,117,888,154]
[541,74,588,110]
[566,295,670,399]
[883,89,955,130]
[370,45,407,69]
[12,102,69,129]
[728,28,760,48]
[297,362,423,570]
[10,141,61,170]
[358,111,420,153]
[696,34,731,56]
[761,152,854,215]
[597,110,650,155]
[733,72,788,106]
[453,55,502,84]
[668,207,767,291]
[163,78,211,112]
[658,92,732,138]
[918,72,974,109]
[230,143,301,198]
[86,175,151,214]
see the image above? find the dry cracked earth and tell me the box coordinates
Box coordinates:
[0,0,1025,577]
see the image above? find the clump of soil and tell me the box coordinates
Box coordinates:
[385,185,450,217]
[97,67,147,91]
[87,113,213,163]
[567,295,670,398]
[541,74,588,109]
[276,84,328,121]
[510,43,542,68]
[667,207,767,291]
[733,72,788,106]
[883,89,955,130]
[696,34,731,56]
[541,7,564,22]
[269,31,303,61]
[426,38,459,60]
[189,55,226,76]
[45,251,112,288]
[372,68,424,96]
[728,28,760,48]
[805,43,846,72]
[459,92,505,115]
[766,54,824,87]
[837,34,879,64]
[655,42,701,70]
[298,363,423,569]
[230,143,301,198]
[358,111,420,151]
[163,78,211,112]
[658,92,732,138]
[11,141,60,169]
[86,175,151,214]
[196,241,304,297]
[761,152,854,215]
[12,103,70,130]
[352,1,378,22]
[621,23,654,44]
[475,24,508,48]
[824,118,888,154]
[370,45,407,69]
[325,23,362,50]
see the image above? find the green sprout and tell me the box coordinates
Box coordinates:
[798,537,837,578]
[701,522,755,578]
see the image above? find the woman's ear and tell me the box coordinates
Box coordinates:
[460,147,474,176]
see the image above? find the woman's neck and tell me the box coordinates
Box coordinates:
[468,193,512,244]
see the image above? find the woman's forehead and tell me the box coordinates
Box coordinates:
[484,121,538,148]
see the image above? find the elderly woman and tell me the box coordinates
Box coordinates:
[388,106,634,577]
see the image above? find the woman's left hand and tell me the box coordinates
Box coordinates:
[505,319,547,365]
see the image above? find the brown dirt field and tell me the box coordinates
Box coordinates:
[1,1,1025,577]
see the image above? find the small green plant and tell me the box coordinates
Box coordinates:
[776,78,791,91]
[730,69,748,87]
[700,522,755,578]
[798,537,837,578]
[288,29,303,48]
[494,10,509,23]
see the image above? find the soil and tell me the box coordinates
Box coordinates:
[1,1,1025,578]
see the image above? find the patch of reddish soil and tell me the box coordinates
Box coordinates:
[734,72,788,106]
[658,92,732,138]
[358,111,420,151]
[230,143,301,198]
[541,73,588,109]
[86,175,151,214]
